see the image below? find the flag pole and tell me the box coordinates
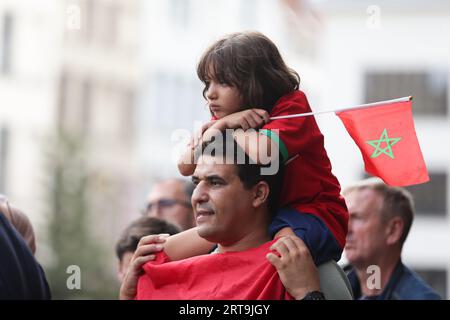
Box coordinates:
[269,96,412,120]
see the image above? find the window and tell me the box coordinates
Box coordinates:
[0,12,13,74]
[0,126,9,193]
[365,71,448,116]
[413,268,447,299]
[406,172,447,217]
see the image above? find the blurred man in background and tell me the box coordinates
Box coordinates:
[144,178,195,230]
[343,178,440,300]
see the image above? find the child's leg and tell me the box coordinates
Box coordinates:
[164,227,216,261]
[269,208,342,265]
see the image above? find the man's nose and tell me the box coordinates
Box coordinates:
[192,182,209,205]
[347,219,353,235]
[148,204,162,217]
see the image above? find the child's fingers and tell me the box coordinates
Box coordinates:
[248,110,266,127]
[253,109,270,123]
[244,114,259,129]
[239,118,251,130]
[250,109,267,124]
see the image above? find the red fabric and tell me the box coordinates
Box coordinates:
[263,91,348,248]
[136,240,294,300]
[336,100,429,186]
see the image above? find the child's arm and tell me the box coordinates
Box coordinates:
[232,129,280,165]
[178,121,217,176]
[177,140,196,176]
[202,109,280,164]
[164,227,216,261]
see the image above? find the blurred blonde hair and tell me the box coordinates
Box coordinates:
[0,195,36,254]
[343,178,414,245]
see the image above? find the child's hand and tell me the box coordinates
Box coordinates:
[220,109,270,130]
[192,120,216,148]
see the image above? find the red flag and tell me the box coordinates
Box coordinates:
[336,98,429,186]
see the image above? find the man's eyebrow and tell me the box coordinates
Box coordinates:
[205,175,226,182]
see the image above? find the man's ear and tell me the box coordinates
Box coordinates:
[252,181,270,208]
[386,217,404,246]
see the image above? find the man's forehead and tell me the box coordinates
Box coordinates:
[346,189,381,213]
[148,180,184,200]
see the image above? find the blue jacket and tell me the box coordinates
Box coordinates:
[347,260,441,300]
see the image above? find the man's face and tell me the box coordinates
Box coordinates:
[344,188,388,268]
[191,156,256,245]
[146,180,194,230]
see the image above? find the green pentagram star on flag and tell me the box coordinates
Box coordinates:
[336,99,429,186]
[365,128,402,159]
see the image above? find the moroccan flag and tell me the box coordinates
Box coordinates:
[335,97,429,186]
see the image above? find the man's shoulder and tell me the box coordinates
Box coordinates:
[394,264,441,300]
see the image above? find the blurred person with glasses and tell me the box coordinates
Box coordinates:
[143,178,195,231]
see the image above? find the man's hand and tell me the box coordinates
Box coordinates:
[119,234,168,300]
[267,235,321,300]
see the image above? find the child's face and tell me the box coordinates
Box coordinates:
[205,78,243,119]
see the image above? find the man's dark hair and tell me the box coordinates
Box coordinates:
[197,31,300,113]
[115,217,180,262]
[199,133,284,216]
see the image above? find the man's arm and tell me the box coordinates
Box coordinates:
[119,229,215,300]
[119,234,167,300]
